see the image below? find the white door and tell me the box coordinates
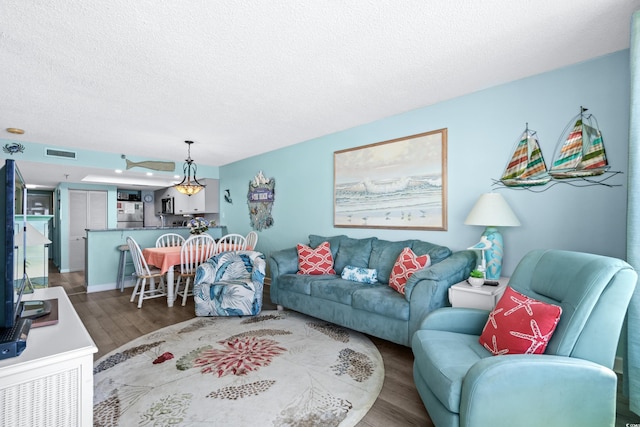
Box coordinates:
[68,190,107,272]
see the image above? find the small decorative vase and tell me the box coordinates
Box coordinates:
[468,277,485,288]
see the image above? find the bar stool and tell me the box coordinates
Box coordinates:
[116,244,130,291]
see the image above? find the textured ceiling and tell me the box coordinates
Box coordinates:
[1,1,639,188]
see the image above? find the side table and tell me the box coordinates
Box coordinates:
[448,277,509,310]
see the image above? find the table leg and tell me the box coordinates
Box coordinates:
[166,266,175,307]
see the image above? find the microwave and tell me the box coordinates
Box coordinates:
[161,197,174,214]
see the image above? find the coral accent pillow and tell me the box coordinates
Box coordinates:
[388,247,431,294]
[479,286,562,355]
[296,241,336,275]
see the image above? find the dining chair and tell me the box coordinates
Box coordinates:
[245,231,258,250]
[175,234,217,306]
[126,236,167,308]
[155,233,185,248]
[216,233,247,253]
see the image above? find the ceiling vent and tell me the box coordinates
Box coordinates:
[45,147,77,160]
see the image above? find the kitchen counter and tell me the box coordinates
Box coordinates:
[84,225,228,292]
[86,226,226,232]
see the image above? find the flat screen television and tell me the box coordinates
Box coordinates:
[0,159,28,329]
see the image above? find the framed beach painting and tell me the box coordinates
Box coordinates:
[334,129,447,231]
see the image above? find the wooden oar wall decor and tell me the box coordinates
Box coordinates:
[122,155,175,172]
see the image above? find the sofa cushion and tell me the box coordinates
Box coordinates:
[479,286,562,355]
[334,237,375,274]
[351,285,410,321]
[410,240,452,264]
[412,329,491,412]
[277,273,337,296]
[297,242,336,275]
[309,278,371,305]
[368,239,414,284]
[308,234,346,260]
[389,247,431,294]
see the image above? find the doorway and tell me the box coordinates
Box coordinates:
[68,190,107,272]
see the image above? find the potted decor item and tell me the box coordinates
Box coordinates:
[468,269,485,287]
[189,217,210,235]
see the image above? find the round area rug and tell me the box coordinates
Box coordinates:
[93,310,384,426]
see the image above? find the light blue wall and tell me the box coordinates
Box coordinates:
[220,50,631,277]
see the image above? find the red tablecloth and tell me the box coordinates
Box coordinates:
[143,246,181,274]
[143,244,254,274]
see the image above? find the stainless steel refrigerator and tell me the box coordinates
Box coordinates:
[117,201,144,228]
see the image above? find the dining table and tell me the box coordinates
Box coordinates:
[142,246,183,307]
[142,243,253,307]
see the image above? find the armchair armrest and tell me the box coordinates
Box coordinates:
[418,307,489,335]
[461,355,617,427]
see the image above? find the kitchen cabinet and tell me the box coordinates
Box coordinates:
[154,179,219,215]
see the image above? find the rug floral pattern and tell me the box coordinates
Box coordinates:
[93,311,384,426]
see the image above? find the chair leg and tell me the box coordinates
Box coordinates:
[175,276,182,300]
[182,277,191,306]
[138,278,147,308]
[130,277,141,303]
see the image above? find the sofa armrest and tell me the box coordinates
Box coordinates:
[418,307,489,335]
[404,250,476,300]
[405,250,476,338]
[268,247,299,278]
[268,247,298,303]
[461,355,617,427]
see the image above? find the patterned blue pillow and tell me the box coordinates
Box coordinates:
[341,265,378,284]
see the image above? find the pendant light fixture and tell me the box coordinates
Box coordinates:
[174,140,206,196]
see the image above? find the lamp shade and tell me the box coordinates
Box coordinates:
[464,193,521,227]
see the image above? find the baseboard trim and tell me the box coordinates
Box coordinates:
[87,280,134,293]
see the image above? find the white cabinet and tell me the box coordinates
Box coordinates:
[0,287,97,426]
[204,179,220,213]
[155,179,219,215]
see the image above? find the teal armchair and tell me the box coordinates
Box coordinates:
[411,249,637,427]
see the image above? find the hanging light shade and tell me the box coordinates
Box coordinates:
[174,140,206,196]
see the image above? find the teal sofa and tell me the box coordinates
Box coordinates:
[268,234,476,346]
[412,249,637,427]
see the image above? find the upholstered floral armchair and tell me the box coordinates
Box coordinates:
[193,250,266,316]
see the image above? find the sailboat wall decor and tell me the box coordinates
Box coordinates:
[549,107,609,179]
[500,125,551,187]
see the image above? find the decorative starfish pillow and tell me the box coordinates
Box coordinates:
[388,247,430,294]
[296,241,336,275]
[479,286,562,355]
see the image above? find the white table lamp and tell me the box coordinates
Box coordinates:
[464,193,520,281]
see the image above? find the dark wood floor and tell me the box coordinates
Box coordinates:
[50,265,639,426]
